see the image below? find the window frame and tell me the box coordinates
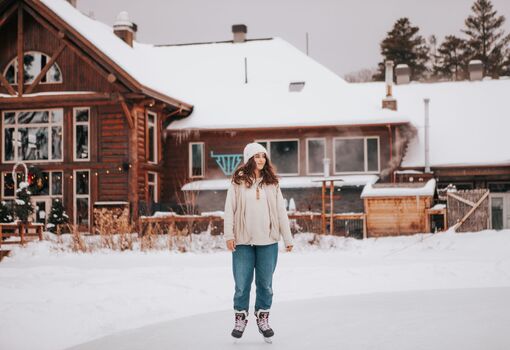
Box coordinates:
[306,137,326,175]
[73,107,90,162]
[256,138,300,176]
[189,142,205,178]
[333,136,380,175]
[73,169,90,227]
[147,111,158,164]
[147,171,158,203]
[2,109,64,163]
[3,51,63,85]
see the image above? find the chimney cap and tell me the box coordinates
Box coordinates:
[114,11,133,27]
[232,24,247,33]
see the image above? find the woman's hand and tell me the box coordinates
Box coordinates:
[286,245,293,252]
[226,239,236,251]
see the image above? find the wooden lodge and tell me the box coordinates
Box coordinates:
[0,0,192,231]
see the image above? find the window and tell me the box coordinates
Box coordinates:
[4,51,62,85]
[73,108,90,161]
[147,112,157,163]
[257,140,299,175]
[148,172,158,203]
[334,137,379,174]
[189,142,204,177]
[74,170,90,226]
[306,138,326,175]
[2,109,63,162]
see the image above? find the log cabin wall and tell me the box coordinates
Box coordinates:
[163,125,396,210]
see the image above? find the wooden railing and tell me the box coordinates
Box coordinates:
[0,222,44,248]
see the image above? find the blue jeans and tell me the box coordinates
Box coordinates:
[232,243,278,312]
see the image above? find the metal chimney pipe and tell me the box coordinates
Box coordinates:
[424,98,430,173]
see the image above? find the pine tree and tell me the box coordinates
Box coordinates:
[434,35,468,80]
[373,18,430,81]
[47,199,69,233]
[14,182,33,223]
[0,201,14,223]
[462,0,510,77]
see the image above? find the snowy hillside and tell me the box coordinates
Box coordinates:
[1,230,509,350]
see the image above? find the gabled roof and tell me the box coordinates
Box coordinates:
[352,79,510,168]
[36,0,192,111]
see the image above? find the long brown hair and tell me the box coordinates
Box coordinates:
[232,155,279,188]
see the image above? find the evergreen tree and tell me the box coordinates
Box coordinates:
[14,182,33,223]
[462,0,510,77]
[434,35,468,80]
[0,201,14,223]
[47,199,69,233]
[373,18,430,81]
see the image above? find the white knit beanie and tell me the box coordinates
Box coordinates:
[243,142,268,164]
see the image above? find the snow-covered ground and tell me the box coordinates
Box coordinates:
[1,229,510,350]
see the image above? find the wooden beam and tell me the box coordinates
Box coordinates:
[120,99,134,129]
[17,4,23,96]
[0,2,17,28]
[0,92,115,109]
[25,42,66,94]
[0,70,17,95]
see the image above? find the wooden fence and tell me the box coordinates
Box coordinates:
[447,189,490,232]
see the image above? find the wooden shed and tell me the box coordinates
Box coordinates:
[361,179,436,237]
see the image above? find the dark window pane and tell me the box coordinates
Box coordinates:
[270,141,298,174]
[367,138,379,172]
[18,111,49,124]
[75,109,89,122]
[148,126,155,162]
[76,171,89,195]
[19,127,49,160]
[52,126,63,160]
[335,139,364,173]
[5,64,15,84]
[308,139,325,174]
[76,198,89,226]
[3,173,15,197]
[148,173,156,182]
[257,141,268,150]
[4,128,15,161]
[51,172,63,195]
[4,112,15,124]
[491,197,503,230]
[191,144,203,176]
[52,110,63,123]
[75,125,88,159]
[488,183,510,192]
[31,171,50,196]
[23,53,36,83]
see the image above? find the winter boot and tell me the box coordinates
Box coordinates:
[255,309,274,339]
[231,310,248,338]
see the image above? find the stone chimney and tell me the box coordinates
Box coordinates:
[395,64,410,84]
[113,11,137,47]
[468,60,483,81]
[232,24,247,43]
[382,60,397,111]
[66,0,77,8]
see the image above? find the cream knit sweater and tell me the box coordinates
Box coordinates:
[224,180,294,247]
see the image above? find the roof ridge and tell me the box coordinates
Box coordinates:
[154,37,273,47]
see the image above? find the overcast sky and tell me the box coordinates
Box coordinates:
[77,0,510,77]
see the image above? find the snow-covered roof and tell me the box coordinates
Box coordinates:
[361,179,436,198]
[39,0,408,130]
[352,79,510,168]
[182,175,378,191]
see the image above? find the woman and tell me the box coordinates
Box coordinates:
[224,142,294,342]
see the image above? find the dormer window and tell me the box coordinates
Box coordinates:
[3,51,63,85]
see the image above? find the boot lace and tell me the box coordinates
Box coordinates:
[234,314,247,331]
[257,312,270,331]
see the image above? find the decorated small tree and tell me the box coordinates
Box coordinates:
[47,199,69,233]
[0,201,14,223]
[14,182,34,223]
